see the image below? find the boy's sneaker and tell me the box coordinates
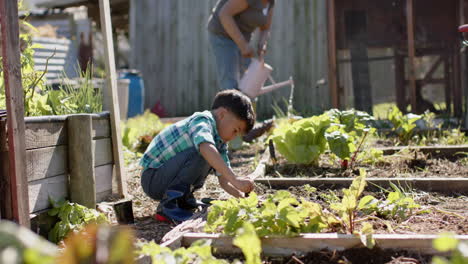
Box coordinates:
[155,184,194,224]
[178,192,204,210]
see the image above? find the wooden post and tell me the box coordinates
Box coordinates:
[394,49,406,112]
[406,0,417,113]
[68,115,96,208]
[327,0,339,108]
[346,11,373,114]
[98,0,128,197]
[0,0,30,226]
[444,57,453,114]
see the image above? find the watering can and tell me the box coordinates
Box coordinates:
[239,58,294,99]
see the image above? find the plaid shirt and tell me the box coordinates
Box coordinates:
[140,110,230,171]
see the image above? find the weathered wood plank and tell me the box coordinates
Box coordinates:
[255,177,468,194]
[99,0,127,198]
[179,233,468,256]
[95,164,113,194]
[0,0,30,226]
[96,190,112,202]
[378,144,468,157]
[94,138,113,166]
[68,115,96,208]
[26,146,68,182]
[24,121,67,150]
[92,118,111,139]
[28,174,68,213]
[0,112,111,151]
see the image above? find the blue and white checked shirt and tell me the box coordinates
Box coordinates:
[140,111,230,171]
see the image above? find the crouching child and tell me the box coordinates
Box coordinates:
[140,89,256,223]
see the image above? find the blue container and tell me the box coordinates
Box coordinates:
[120,70,145,118]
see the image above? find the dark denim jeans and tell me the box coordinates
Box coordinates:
[140,147,212,201]
[208,32,251,91]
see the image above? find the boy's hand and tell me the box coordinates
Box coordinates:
[234,178,255,193]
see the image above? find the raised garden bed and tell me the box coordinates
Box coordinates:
[164,233,468,257]
[0,112,115,217]
[266,145,468,179]
[158,179,468,262]
[158,149,468,263]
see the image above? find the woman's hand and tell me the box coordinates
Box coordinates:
[241,44,255,58]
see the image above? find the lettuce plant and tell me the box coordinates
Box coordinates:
[269,114,331,165]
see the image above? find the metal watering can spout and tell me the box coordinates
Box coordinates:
[239,58,294,99]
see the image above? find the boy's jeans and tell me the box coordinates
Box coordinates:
[208,32,251,91]
[140,147,211,202]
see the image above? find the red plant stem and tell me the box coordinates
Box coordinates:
[349,130,369,169]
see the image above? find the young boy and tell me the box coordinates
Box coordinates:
[140,89,256,223]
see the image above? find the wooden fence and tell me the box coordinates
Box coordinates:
[130,0,329,118]
[0,112,114,216]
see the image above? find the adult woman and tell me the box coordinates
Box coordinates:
[208,0,275,91]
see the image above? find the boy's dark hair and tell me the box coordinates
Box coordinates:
[212,89,255,133]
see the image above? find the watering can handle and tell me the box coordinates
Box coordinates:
[459,24,468,32]
[459,24,468,46]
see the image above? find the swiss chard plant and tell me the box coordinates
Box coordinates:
[47,199,108,244]
[358,183,421,221]
[328,169,369,234]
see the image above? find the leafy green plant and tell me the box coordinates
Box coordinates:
[0,14,102,117]
[356,148,384,165]
[359,183,421,221]
[0,220,57,264]
[432,233,468,264]
[205,191,327,237]
[388,106,421,145]
[329,169,368,234]
[0,92,5,110]
[439,129,468,145]
[326,108,375,137]
[46,65,103,115]
[47,199,108,243]
[269,114,331,165]
[233,222,262,264]
[122,110,168,152]
[0,14,51,116]
[138,240,228,264]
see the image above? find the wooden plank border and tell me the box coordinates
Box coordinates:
[171,233,468,256]
[377,145,468,157]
